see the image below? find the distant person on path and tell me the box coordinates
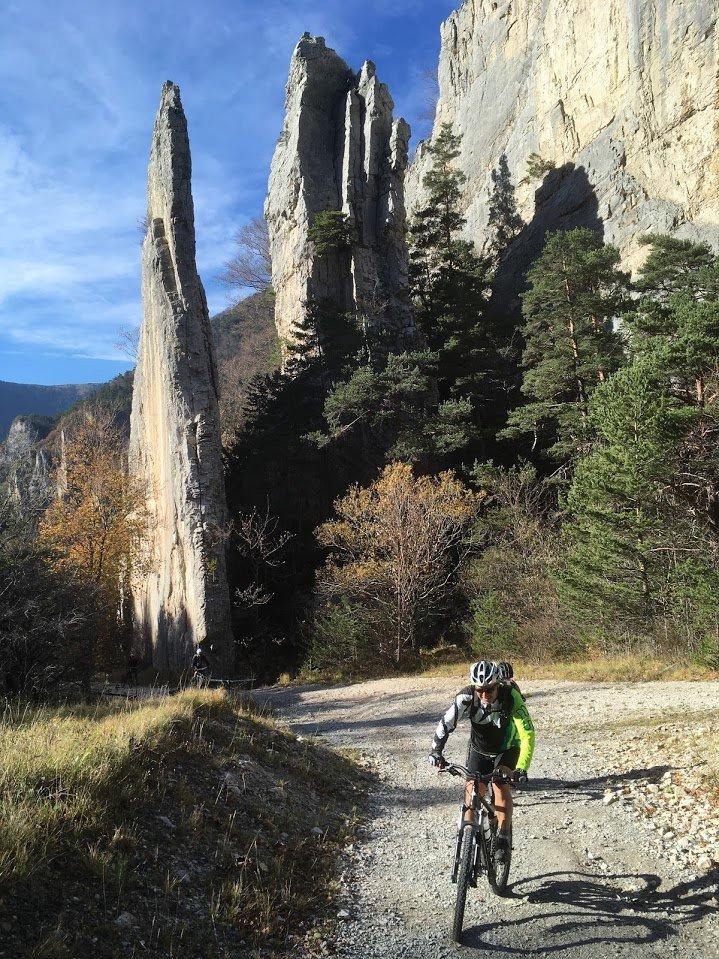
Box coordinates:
[126,651,139,687]
[191,644,211,688]
[428,659,535,861]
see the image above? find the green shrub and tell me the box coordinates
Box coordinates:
[306,602,378,677]
[308,211,353,257]
[468,590,518,657]
[525,152,556,180]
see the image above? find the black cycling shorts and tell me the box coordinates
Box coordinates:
[465,743,520,778]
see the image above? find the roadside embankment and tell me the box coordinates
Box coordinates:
[0,690,370,958]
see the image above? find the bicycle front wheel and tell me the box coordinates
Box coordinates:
[488,823,512,895]
[452,825,475,942]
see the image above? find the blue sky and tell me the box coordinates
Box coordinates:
[0,0,457,386]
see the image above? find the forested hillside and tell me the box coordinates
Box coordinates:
[0,380,99,441]
[224,126,719,679]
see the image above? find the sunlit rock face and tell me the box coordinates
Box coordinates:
[408,0,719,276]
[266,35,417,362]
[129,82,233,675]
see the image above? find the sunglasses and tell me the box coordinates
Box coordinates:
[476,683,498,693]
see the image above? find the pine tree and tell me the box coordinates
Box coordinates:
[408,123,500,457]
[558,356,690,626]
[307,210,353,257]
[627,236,719,535]
[629,235,719,406]
[501,228,629,463]
[487,153,524,258]
[316,349,475,468]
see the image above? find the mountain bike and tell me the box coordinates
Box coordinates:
[441,763,514,942]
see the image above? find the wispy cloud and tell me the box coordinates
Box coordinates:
[0,0,454,382]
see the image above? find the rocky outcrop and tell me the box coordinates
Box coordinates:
[129,82,233,675]
[266,35,416,358]
[408,0,719,275]
[0,415,53,507]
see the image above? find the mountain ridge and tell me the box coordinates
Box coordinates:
[0,380,100,442]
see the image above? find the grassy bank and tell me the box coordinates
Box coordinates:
[293,649,719,688]
[0,691,370,958]
[417,652,719,683]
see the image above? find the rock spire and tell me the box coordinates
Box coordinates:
[408,0,719,273]
[266,35,417,359]
[129,81,233,675]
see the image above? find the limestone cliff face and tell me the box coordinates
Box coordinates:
[129,82,233,674]
[408,0,719,272]
[266,35,416,356]
[0,415,53,506]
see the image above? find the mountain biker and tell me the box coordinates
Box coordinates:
[428,660,535,862]
[191,644,211,688]
[126,651,139,687]
[497,660,526,701]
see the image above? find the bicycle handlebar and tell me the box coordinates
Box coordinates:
[440,762,514,785]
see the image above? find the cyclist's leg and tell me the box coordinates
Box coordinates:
[464,746,492,820]
[492,745,520,831]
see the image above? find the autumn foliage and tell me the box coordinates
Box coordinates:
[315,463,481,666]
[39,409,149,669]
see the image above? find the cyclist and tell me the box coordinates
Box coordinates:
[126,651,139,687]
[191,644,211,688]
[428,660,535,862]
[497,660,526,701]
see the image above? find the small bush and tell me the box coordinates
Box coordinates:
[306,601,379,677]
[468,590,518,656]
[308,210,353,257]
[525,152,556,180]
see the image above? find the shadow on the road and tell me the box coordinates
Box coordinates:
[262,710,441,737]
[381,765,675,816]
[518,766,673,807]
[461,869,718,953]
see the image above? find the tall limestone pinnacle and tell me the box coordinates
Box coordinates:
[266,35,417,359]
[408,0,719,276]
[129,81,233,675]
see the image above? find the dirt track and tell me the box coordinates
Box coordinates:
[256,676,719,958]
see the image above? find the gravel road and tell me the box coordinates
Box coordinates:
[256,676,719,958]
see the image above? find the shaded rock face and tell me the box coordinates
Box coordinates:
[0,415,53,507]
[408,0,719,274]
[129,82,233,675]
[266,35,417,359]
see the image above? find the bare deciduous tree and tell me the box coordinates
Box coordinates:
[233,505,292,609]
[418,66,440,127]
[115,326,140,361]
[219,216,272,297]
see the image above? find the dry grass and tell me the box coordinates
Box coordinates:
[0,690,370,958]
[417,653,719,683]
[0,692,220,886]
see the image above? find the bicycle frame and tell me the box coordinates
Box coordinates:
[444,765,509,885]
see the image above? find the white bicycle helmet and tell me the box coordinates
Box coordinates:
[469,660,500,688]
[497,661,513,681]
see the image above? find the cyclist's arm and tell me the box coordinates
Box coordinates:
[509,687,535,771]
[431,687,473,754]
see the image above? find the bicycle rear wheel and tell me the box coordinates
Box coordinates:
[451,825,475,942]
[487,822,512,895]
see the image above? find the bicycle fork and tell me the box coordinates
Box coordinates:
[451,804,498,886]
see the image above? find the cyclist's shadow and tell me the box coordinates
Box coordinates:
[460,869,718,953]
